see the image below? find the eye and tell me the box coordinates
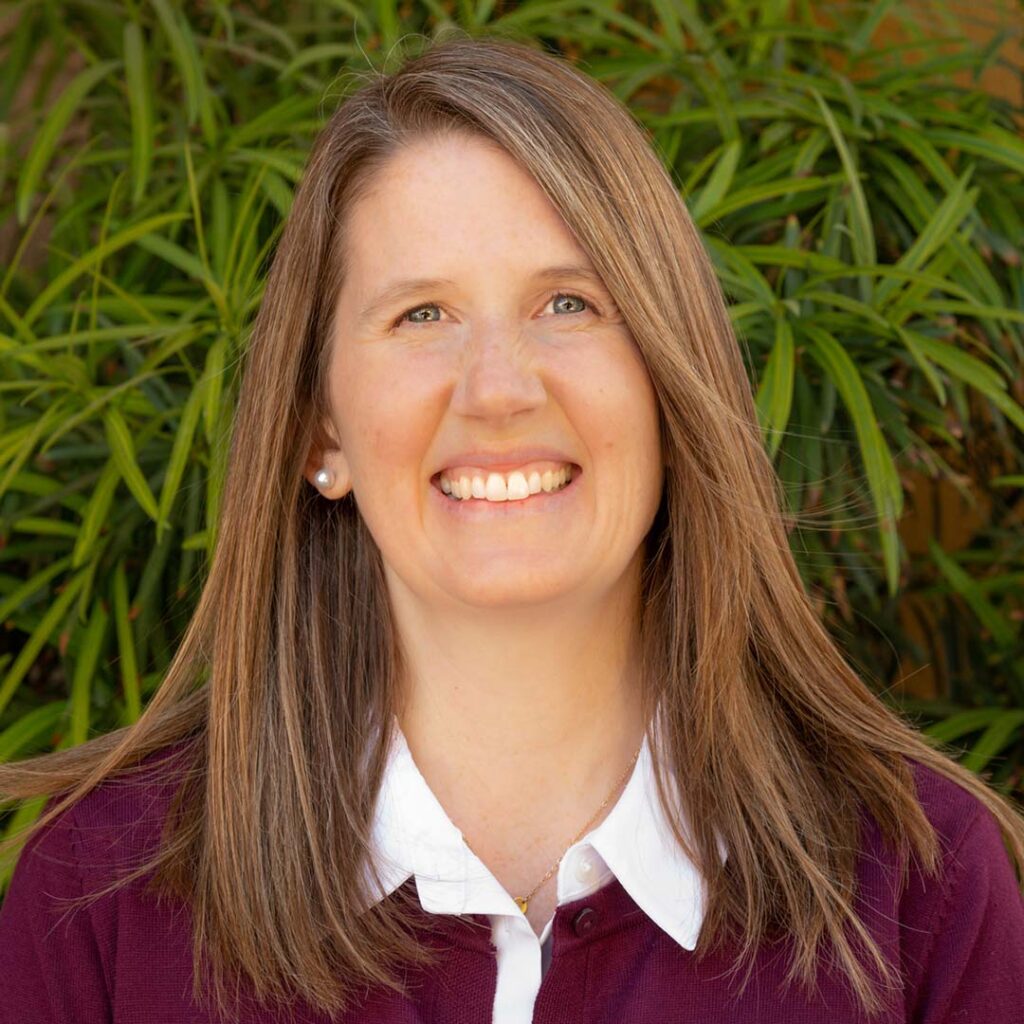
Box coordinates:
[392,302,443,328]
[390,291,598,329]
[547,292,594,316]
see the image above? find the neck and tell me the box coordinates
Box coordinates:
[384,556,648,885]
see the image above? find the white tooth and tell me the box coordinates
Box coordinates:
[557,467,566,487]
[541,470,555,492]
[485,473,508,501]
[471,475,487,499]
[506,471,530,500]
[528,471,542,494]
[459,475,472,500]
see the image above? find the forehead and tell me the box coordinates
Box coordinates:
[341,134,590,279]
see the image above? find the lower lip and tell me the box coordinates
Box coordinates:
[429,469,582,520]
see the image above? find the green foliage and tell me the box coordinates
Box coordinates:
[1,0,1022,854]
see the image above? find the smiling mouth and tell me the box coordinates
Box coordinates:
[431,464,581,503]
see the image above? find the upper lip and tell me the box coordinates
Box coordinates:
[434,447,580,476]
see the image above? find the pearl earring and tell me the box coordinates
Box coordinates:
[314,467,334,490]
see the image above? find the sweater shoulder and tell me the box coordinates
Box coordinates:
[893,761,1024,1012]
[906,758,1001,854]
[854,756,1013,910]
[52,737,202,876]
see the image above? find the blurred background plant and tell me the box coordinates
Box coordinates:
[1,0,1022,881]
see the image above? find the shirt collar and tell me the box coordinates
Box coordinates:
[366,717,708,951]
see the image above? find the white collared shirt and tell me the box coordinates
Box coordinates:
[365,720,707,1024]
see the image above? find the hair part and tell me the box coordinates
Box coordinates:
[2,28,1022,1021]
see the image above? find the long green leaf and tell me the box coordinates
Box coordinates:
[929,537,1018,650]
[811,88,875,302]
[123,22,154,206]
[0,702,66,762]
[802,324,903,594]
[103,406,161,524]
[689,140,742,223]
[898,329,1008,395]
[895,327,946,406]
[963,712,1024,774]
[925,708,1005,743]
[112,558,141,724]
[72,459,122,568]
[0,571,88,719]
[151,0,217,144]
[21,212,188,329]
[0,556,72,625]
[15,60,119,224]
[68,600,108,746]
[875,167,977,307]
[695,172,845,226]
[156,382,204,541]
[754,317,795,459]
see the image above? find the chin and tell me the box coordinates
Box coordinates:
[443,570,579,609]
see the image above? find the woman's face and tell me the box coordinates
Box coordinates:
[315,132,664,611]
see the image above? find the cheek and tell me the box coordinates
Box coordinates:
[334,353,443,483]
[575,351,663,505]
[616,346,661,446]
[573,344,660,441]
[350,414,423,486]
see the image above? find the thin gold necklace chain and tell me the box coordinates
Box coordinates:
[465,742,643,916]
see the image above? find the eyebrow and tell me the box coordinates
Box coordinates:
[356,263,608,324]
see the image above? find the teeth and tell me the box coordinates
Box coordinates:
[485,473,508,501]
[439,464,573,502]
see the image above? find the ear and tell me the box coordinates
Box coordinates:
[304,418,352,498]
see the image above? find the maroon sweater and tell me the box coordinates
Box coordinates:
[1,753,1022,1023]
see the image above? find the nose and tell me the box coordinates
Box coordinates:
[448,325,547,423]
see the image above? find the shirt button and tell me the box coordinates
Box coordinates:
[573,853,597,884]
[572,906,597,937]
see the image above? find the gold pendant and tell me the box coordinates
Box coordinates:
[514,896,529,914]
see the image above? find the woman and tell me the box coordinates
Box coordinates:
[0,30,1022,1024]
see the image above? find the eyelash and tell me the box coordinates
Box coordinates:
[390,291,598,329]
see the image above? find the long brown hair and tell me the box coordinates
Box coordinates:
[1,28,1022,1021]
